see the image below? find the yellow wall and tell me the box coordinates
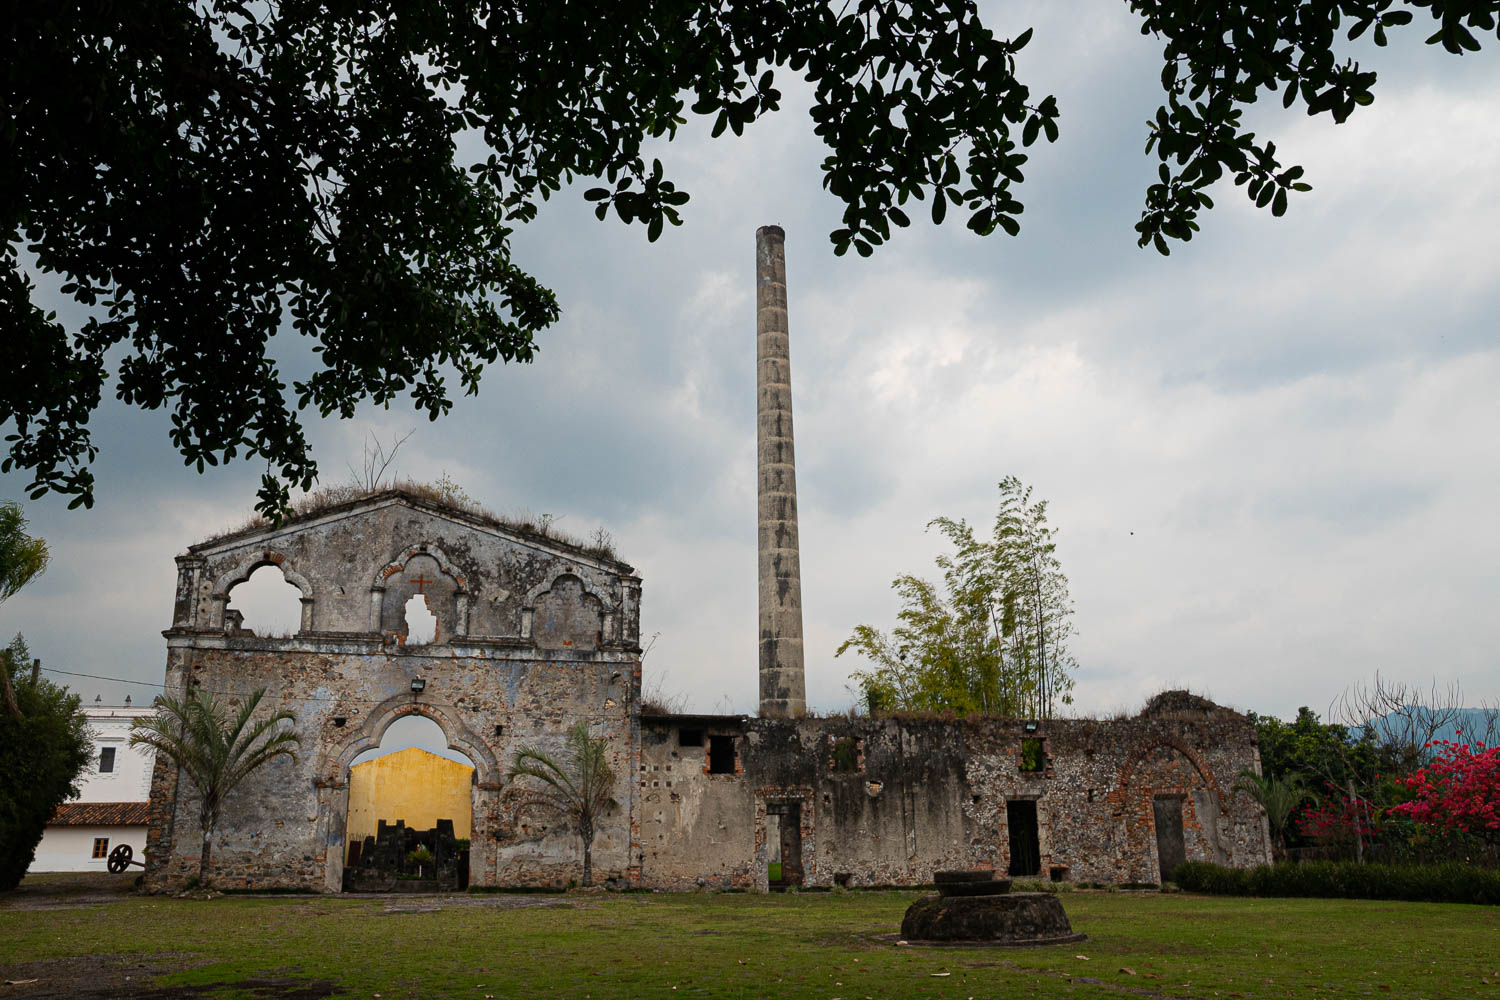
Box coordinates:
[346,746,474,842]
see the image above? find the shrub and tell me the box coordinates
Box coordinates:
[1173,860,1500,905]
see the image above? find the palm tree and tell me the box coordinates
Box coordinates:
[130,687,300,886]
[508,723,616,886]
[1235,769,1314,859]
[0,501,49,717]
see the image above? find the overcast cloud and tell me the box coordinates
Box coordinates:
[4,3,1497,723]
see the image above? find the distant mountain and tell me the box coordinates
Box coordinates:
[1374,707,1498,747]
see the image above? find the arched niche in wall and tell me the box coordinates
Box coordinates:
[211,551,315,634]
[523,572,609,651]
[372,546,469,644]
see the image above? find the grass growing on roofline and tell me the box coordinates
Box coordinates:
[2,876,1497,998]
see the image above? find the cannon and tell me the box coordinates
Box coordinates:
[106,843,147,873]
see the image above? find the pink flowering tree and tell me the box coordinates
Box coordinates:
[1389,739,1500,849]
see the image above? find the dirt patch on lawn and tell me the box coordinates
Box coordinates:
[0,953,342,999]
[2,872,141,911]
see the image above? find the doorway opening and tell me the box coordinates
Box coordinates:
[1153,795,1186,883]
[1006,799,1041,877]
[766,801,803,890]
[344,715,474,891]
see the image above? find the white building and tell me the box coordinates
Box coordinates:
[29,699,155,873]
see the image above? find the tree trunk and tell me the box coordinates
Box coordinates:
[1347,779,1364,864]
[199,828,213,886]
[580,817,593,887]
[0,661,20,718]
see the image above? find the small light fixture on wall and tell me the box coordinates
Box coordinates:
[1023,720,1039,733]
[411,678,427,694]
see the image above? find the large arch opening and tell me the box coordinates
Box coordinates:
[343,715,475,891]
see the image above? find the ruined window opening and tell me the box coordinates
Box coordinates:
[831,736,861,773]
[92,837,109,859]
[98,746,115,773]
[1020,738,1045,773]
[678,727,704,748]
[226,564,303,637]
[404,593,438,645]
[1006,800,1041,877]
[708,735,735,774]
[766,802,803,889]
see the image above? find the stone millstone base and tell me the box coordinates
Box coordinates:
[900,892,1086,947]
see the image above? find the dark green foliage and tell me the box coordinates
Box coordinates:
[2,0,1056,521]
[0,635,92,890]
[7,3,1494,518]
[1130,0,1499,255]
[1252,707,1389,788]
[1174,860,1500,905]
[1250,706,1406,850]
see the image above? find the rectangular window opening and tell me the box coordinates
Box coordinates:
[707,734,735,774]
[831,736,861,773]
[678,727,704,748]
[92,837,109,859]
[99,746,116,773]
[1020,737,1045,773]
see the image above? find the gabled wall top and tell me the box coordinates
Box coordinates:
[168,488,641,654]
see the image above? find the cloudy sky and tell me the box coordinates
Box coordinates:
[5,3,1497,725]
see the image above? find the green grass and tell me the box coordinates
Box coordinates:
[3,886,1498,999]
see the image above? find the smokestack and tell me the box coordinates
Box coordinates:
[756,225,806,718]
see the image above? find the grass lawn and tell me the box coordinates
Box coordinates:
[3,877,1497,999]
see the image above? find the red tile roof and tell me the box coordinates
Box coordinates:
[50,802,151,827]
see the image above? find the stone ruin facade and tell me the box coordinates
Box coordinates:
[142,487,1273,892]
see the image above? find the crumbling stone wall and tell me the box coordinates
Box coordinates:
[144,490,643,892]
[144,490,1269,894]
[637,702,1271,890]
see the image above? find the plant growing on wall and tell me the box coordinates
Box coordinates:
[508,723,616,887]
[838,476,1077,718]
[130,687,300,887]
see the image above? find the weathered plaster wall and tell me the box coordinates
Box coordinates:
[145,491,643,892]
[637,705,1271,890]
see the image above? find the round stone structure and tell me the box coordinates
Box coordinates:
[900,871,1085,947]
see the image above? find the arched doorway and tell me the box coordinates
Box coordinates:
[342,715,477,891]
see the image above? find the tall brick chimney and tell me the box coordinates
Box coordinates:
[755,225,806,717]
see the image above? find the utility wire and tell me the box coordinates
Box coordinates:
[37,665,622,709]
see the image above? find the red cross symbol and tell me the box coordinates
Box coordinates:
[409,573,435,593]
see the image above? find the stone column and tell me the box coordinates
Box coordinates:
[755,225,806,717]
